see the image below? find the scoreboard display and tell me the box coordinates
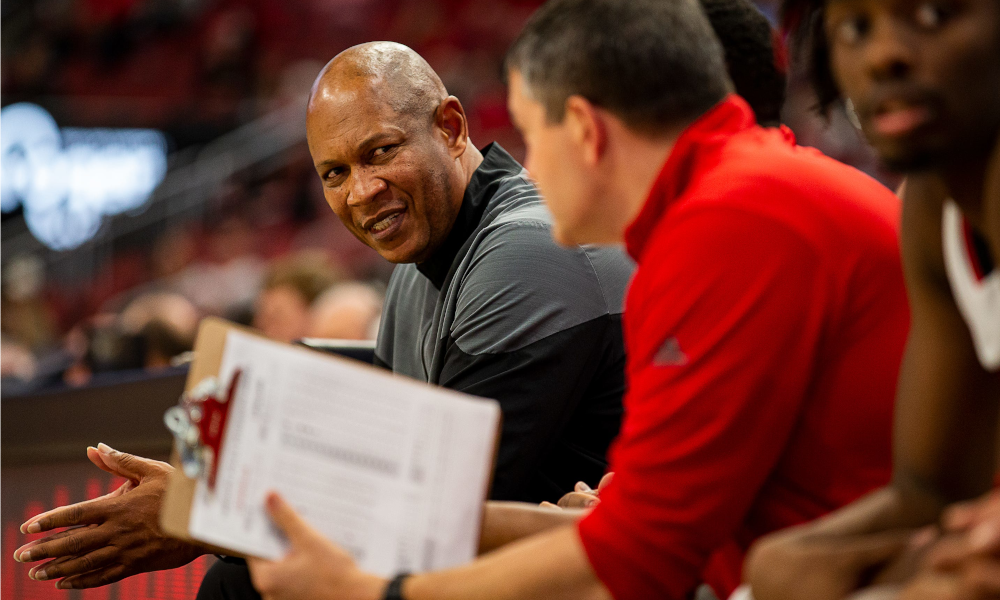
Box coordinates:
[2,461,216,600]
[1,368,216,600]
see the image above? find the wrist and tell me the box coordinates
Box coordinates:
[354,572,389,600]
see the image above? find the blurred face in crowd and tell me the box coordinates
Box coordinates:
[506,70,628,246]
[254,285,311,343]
[306,65,471,264]
[824,0,1000,171]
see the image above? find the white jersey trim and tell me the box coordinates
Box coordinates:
[942,200,1000,371]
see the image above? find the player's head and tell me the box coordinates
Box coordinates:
[784,0,1000,172]
[701,0,787,126]
[505,0,732,244]
[306,42,471,264]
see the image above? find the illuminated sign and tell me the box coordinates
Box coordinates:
[1,103,168,250]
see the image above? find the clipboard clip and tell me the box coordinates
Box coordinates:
[164,369,242,490]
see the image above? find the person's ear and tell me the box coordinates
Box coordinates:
[564,95,607,167]
[435,96,470,159]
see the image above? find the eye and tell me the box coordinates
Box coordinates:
[372,144,396,158]
[834,14,871,45]
[915,2,949,28]
[324,166,347,186]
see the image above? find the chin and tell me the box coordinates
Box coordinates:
[873,142,938,174]
[551,226,576,247]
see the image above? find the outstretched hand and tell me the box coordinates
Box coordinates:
[246,492,386,600]
[14,444,205,589]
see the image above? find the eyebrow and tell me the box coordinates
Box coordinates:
[314,131,403,171]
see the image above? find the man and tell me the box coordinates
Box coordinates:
[13,42,633,591]
[233,1,908,599]
[744,0,1000,596]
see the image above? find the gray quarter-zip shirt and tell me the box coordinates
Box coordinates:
[375,143,634,502]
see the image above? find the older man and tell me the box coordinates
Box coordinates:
[14,43,632,592]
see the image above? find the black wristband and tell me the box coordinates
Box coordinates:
[382,573,411,600]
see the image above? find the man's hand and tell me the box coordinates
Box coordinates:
[940,490,1000,557]
[555,472,613,510]
[746,525,915,600]
[890,494,1000,600]
[14,443,205,589]
[246,492,385,600]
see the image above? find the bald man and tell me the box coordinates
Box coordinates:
[13,42,633,594]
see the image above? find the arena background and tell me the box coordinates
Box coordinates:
[1,0,893,598]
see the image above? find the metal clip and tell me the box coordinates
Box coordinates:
[164,370,242,490]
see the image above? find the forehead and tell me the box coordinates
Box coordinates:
[506,72,544,124]
[306,86,413,161]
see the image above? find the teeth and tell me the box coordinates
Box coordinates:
[371,213,400,232]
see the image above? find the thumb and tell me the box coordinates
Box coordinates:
[95,443,160,482]
[87,446,120,476]
[264,492,316,547]
[597,472,614,492]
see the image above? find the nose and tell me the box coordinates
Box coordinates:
[347,167,388,207]
[864,16,916,82]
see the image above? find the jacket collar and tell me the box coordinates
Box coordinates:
[623,94,761,260]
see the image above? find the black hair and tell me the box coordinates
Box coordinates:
[701,0,788,125]
[782,0,842,114]
[505,0,734,133]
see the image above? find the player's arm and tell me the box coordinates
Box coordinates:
[746,175,1000,600]
[478,501,585,554]
[247,492,611,600]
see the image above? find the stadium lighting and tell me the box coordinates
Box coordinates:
[1,102,168,251]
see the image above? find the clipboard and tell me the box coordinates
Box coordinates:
[160,317,249,555]
[159,317,502,563]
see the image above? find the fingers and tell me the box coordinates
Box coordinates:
[556,491,600,509]
[55,563,129,590]
[15,526,94,561]
[28,546,118,582]
[94,443,169,481]
[574,481,592,493]
[87,446,120,477]
[20,496,113,534]
[264,492,316,547]
[14,524,110,563]
[28,555,74,581]
[597,472,614,491]
[539,501,563,510]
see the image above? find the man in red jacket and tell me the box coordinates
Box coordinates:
[173,1,909,599]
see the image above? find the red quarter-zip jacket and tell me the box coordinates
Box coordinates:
[577,95,909,600]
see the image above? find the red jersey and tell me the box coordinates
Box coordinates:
[576,95,909,600]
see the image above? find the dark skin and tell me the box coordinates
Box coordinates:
[746,0,1000,597]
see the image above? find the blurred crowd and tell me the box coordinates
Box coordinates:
[0,0,892,394]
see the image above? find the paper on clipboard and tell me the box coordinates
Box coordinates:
[160,318,501,576]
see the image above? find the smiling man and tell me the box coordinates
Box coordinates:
[13,42,633,595]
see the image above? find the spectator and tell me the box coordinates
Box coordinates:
[253,253,341,343]
[306,282,383,341]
